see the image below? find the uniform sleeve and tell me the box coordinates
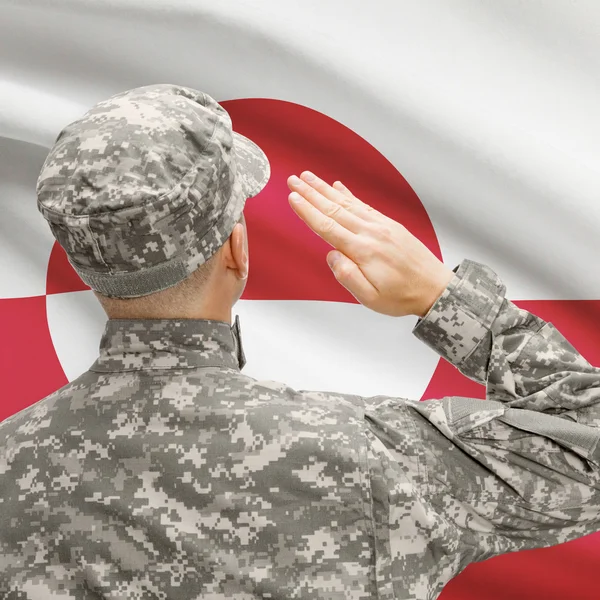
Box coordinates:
[362,259,600,594]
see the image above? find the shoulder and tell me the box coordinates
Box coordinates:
[229,370,364,410]
[0,370,102,453]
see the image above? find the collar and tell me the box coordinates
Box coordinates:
[90,314,246,373]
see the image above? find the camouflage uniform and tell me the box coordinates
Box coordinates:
[2,85,600,599]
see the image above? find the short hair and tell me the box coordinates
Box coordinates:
[94,252,218,318]
[95,213,244,319]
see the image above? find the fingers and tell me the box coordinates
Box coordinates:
[332,181,354,199]
[299,173,379,222]
[287,174,366,234]
[287,189,358,257]
[326,251,378,305]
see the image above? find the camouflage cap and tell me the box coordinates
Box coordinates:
[36,84,270,298]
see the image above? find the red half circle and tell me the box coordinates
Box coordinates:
[46,99,441,304]
[223,98,441,302]
[0,296,67,421]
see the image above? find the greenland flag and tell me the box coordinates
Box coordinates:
[1,1,600,599]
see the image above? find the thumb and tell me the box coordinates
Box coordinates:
[327,251,377,306]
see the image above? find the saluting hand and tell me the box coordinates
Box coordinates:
[287,172,455,318]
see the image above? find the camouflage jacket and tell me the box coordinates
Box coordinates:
[2,259,600,600]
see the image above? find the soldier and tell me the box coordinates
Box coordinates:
[1,83,600,599]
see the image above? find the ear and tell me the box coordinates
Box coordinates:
[224,221,248,280]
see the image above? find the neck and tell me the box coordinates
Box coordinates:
[103,296,233,324]
[179,305,233,324]
[107,307,233,324]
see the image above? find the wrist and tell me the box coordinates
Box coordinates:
[415,268,454,318]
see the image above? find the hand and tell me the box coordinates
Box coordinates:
[287,172,455,318]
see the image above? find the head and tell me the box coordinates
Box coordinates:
[36,84,269,325]
[94,212,249,322]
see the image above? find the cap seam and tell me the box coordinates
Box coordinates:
[86,213,111,273]
[37,129,261,227]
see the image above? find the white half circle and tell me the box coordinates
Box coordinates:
[47,292,439,400]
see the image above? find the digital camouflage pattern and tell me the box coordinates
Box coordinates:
[36,84,270,299]
[2,259,600,599]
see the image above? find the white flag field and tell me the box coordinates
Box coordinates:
[1,1,599,598]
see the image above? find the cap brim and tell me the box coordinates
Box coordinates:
[232,131,270,199]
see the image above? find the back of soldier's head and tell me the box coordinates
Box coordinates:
[37,84,269,316]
